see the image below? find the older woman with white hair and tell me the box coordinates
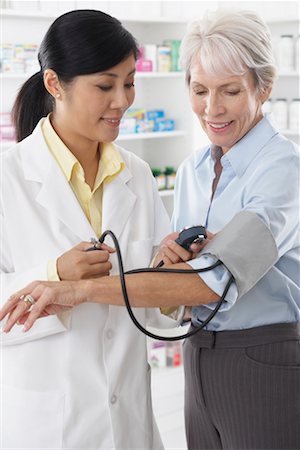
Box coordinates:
[169,9,300,449]
[1,9,299,450]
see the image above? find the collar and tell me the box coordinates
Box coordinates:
[194,114,279,176]
[42,114,79,181]
[42,114,124,187]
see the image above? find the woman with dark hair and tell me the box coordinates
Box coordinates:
[0,9,171,449]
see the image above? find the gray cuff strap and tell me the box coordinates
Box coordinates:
[202,211,278,298]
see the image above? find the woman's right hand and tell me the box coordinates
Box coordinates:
[57,242,115,280]
[153,230,215,267]
[0,279,90,333]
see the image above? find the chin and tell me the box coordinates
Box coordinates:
[99,130,119,143]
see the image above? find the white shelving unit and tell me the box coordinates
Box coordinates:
[1,4,299,447]
[1,4,196,218]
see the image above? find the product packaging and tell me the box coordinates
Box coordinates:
[152,168,167,190]
[288,98,300,132]
[144,44,157,72]
[166,342,182,367]
[163,39,181,71]
[278,35,295,72]
[119,118,136,135]
[164,166,176,189]
[157,45,172,72]
[273,98,288,130]
[153,118,175,132]
[149,341,166,368]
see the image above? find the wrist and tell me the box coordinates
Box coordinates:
[84,279,100,302]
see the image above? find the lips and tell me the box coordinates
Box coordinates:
[207,121,233,132]
[102,117,122,128]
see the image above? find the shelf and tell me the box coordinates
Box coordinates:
[1,8,299,24]
[0,9,187,23]
[1,71,184,80]
[116,130,186,141]
[0,8,56,19]
[1,132,185,151]
[281,130,300,137]
[159,190,174,197]
[136,72,184,79]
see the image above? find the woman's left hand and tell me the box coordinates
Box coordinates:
[0,279,90,333]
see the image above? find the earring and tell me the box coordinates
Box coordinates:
[55,92,61,99]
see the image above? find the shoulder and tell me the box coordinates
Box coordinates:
[177,145,209,176]
[1,121,44,165]
[258,115,299,163]
[114,143,152,173]
[260,133,299,169]
[1,141,23,168]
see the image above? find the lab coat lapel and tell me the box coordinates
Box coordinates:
[101,166,136,242]
[21,130,96,242]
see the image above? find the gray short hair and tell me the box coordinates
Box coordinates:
[180,9,277,93]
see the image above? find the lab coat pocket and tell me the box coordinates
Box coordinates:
[0,314,70,346]
[1,385,65,449]
[127,238,154,269]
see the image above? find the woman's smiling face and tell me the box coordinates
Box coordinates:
[189,59,269,153]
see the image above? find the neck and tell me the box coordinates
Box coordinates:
[50,115,100,189]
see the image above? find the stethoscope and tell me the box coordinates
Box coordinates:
[88,227,234,341]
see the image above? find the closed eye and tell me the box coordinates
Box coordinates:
[97,85,112,92]
[226,91,240,96]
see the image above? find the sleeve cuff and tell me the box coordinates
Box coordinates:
[187,255,238,311]
[47,259,60,281]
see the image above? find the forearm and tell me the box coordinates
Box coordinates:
[86,262,219,307]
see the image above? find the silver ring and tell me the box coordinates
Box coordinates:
[90,238,101,250]
[20,294,36,308]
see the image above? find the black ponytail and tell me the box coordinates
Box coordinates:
[12,10,139,142]
[12,71,53,142]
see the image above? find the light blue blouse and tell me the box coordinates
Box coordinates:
[172,114,300,330]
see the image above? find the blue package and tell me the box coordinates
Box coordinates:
[146,110,165,121]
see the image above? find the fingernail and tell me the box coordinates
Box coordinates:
[22,323,29,332]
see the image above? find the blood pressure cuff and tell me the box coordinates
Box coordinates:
[201,211,278,298]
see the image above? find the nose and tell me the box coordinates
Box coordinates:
[205,93,225,117]
[110,88,132,111]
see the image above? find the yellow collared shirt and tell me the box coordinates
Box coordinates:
[42,115,124,280]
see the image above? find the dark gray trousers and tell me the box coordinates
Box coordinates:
[183,322,300,450]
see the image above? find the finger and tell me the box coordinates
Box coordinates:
[0,297,20,321]
[158,245,180,264]
[22,292,51,332]
[160,256,174,267]
[161,242,192,264]
[86,250,111,264]
[99,243,115,253]
[17,312,30,324]
[189,240,208,253]
[2,300,31,332]
[166,240,192,261]
[82,262,112,277]
[0,282,40,322]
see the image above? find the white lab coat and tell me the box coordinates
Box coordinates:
[0,120,173,449]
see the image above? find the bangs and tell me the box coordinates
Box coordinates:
[198,37,247,78]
